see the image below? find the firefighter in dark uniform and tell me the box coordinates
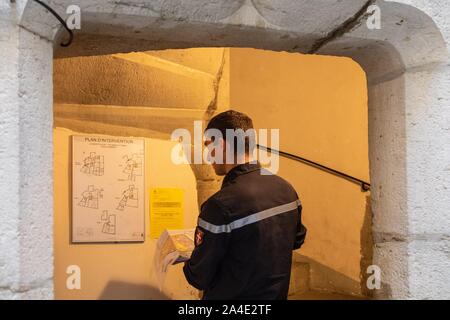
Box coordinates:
[183,110,307,300]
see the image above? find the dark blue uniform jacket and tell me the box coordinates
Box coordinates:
[183,162,307,300]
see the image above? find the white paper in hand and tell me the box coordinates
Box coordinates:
[153,229,195,291]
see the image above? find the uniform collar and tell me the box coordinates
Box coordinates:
[221,162,261,188]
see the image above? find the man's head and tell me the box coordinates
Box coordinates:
[204,110,256,176]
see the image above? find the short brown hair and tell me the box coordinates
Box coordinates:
[205,110,255,155]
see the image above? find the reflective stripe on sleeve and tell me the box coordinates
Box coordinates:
[198,199,301,234]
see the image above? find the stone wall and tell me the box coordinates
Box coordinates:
[0,0,53,299]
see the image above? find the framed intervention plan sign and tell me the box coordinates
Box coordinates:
[71,135,145,243]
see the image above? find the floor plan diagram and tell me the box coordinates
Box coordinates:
[72,135,145,242]
[122,153,143,181]
[78,185,103,209]
[81,152,104,176]
[117,185,139,211]
[100,210,116,235]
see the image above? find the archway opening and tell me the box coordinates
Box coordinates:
[53,47,371,300]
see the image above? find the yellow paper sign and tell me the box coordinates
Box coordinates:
[150,188,184,239]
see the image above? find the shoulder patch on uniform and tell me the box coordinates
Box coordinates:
[194,227,204,247]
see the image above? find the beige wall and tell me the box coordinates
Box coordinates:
[230,48,370,294]
[54,127,200,299]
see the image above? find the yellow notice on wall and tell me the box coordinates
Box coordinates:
[150,188,184,239]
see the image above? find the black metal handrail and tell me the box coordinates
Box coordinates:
[257,145,371,192]
[33,0,74,47]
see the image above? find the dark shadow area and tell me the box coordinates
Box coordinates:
[99,281,171,300]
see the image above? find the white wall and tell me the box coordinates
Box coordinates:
[0,1,54,299]
[0,0,21,299]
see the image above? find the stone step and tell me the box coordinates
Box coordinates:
[288,261,310,296]
[54,103,206,139]
[53,53,219,110]
[289,290,367,300]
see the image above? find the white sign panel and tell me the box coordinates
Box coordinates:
[72,135,145,243]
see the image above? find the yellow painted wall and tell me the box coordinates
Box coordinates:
[54,127,199,299]
[230,48,370,293]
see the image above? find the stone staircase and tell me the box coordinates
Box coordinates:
[288,254,367,300]
[288,261,310,296]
